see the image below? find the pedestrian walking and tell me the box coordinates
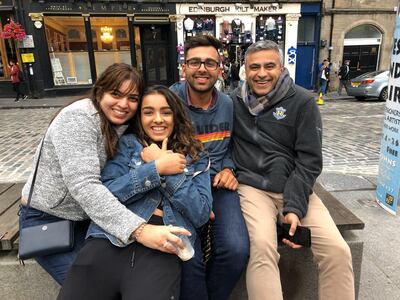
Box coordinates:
[316,59,328,92]
[319,60,330,95]
[338,60,350,96]
[9,59,27,102]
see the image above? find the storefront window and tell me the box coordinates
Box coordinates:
[0,14,19,80]
[134,26,143,72]
[256,15,285,51]
[44,16,92,85]
[345,25,381,39]
[90,17,131,76]
[183,16,215,40]
[298,16,315,43]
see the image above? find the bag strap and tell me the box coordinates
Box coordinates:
[193,158,211,178]
[21,136,45,223]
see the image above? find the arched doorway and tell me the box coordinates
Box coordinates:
[343,24,382,78]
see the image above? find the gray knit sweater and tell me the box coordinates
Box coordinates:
[21,99,144,244]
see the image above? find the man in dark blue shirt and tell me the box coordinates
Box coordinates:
[171,35,249,300]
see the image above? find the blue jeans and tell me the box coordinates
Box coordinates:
[19,206,89,285]
[180,189,249,300]
[320,79,328,94]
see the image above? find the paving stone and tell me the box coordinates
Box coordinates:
[318,173,376,191]
[0,108,57,183]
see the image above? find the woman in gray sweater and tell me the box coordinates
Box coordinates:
[19,63,186,285]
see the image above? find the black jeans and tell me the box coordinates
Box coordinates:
[12,82,24,100]
[58,216,182,300]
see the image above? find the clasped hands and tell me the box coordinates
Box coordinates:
[141,138,186,175]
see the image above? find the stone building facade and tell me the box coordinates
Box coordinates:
[320,0,397,91]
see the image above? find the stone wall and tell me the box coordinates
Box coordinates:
[319,0,397,91]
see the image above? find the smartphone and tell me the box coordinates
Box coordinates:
[278,223,311,247]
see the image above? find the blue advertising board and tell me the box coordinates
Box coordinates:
[376,15,400,215]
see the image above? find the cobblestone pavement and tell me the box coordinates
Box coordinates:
[0,97,386,183]
[0,108,58,183]
[319,98,385,176]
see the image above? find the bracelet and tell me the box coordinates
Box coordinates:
[133,223,146,240]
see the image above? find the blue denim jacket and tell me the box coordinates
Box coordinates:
[86,134,213,247]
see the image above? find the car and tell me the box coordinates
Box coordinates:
[346,70,389,101]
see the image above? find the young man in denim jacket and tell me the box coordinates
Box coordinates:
[171,35,249,300]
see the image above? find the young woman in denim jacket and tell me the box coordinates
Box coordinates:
[59,85,213,299]
[19,63,151,285]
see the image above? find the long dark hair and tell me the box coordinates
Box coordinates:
[135,85,203,161]
[91,63,144,159]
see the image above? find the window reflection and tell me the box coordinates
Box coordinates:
[91,17,131,76]
[44,16,91,85]
[0,14,19,80]
[134,26,143,72]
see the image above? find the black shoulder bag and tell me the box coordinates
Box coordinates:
[19,137,74,261]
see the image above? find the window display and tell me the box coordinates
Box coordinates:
[183,16,215,39]
[91,17,130,76]
[44,16,91,86]
[219,18,253,45]
[180,15,215,80]
[256,15,285,51]
[0,14,20,80]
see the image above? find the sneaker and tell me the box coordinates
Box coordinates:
[23,95,28,100]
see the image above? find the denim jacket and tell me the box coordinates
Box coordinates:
[86,134,213,247]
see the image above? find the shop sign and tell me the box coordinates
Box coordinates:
[0,0,13,6]
[21,53,35,63]
[50,58,62,72]
[181,3,289,15]
[287,46,296,64]
[376,13,400,215]
[18,35,34,48]
[37,1,175,14]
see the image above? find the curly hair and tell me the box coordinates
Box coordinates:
[135,85,204,162]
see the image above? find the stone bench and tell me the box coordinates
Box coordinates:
[0,183,24,251]
[0,182,364,299]
[0,183,60,299]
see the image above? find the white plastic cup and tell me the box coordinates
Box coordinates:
[176,235,194,261]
